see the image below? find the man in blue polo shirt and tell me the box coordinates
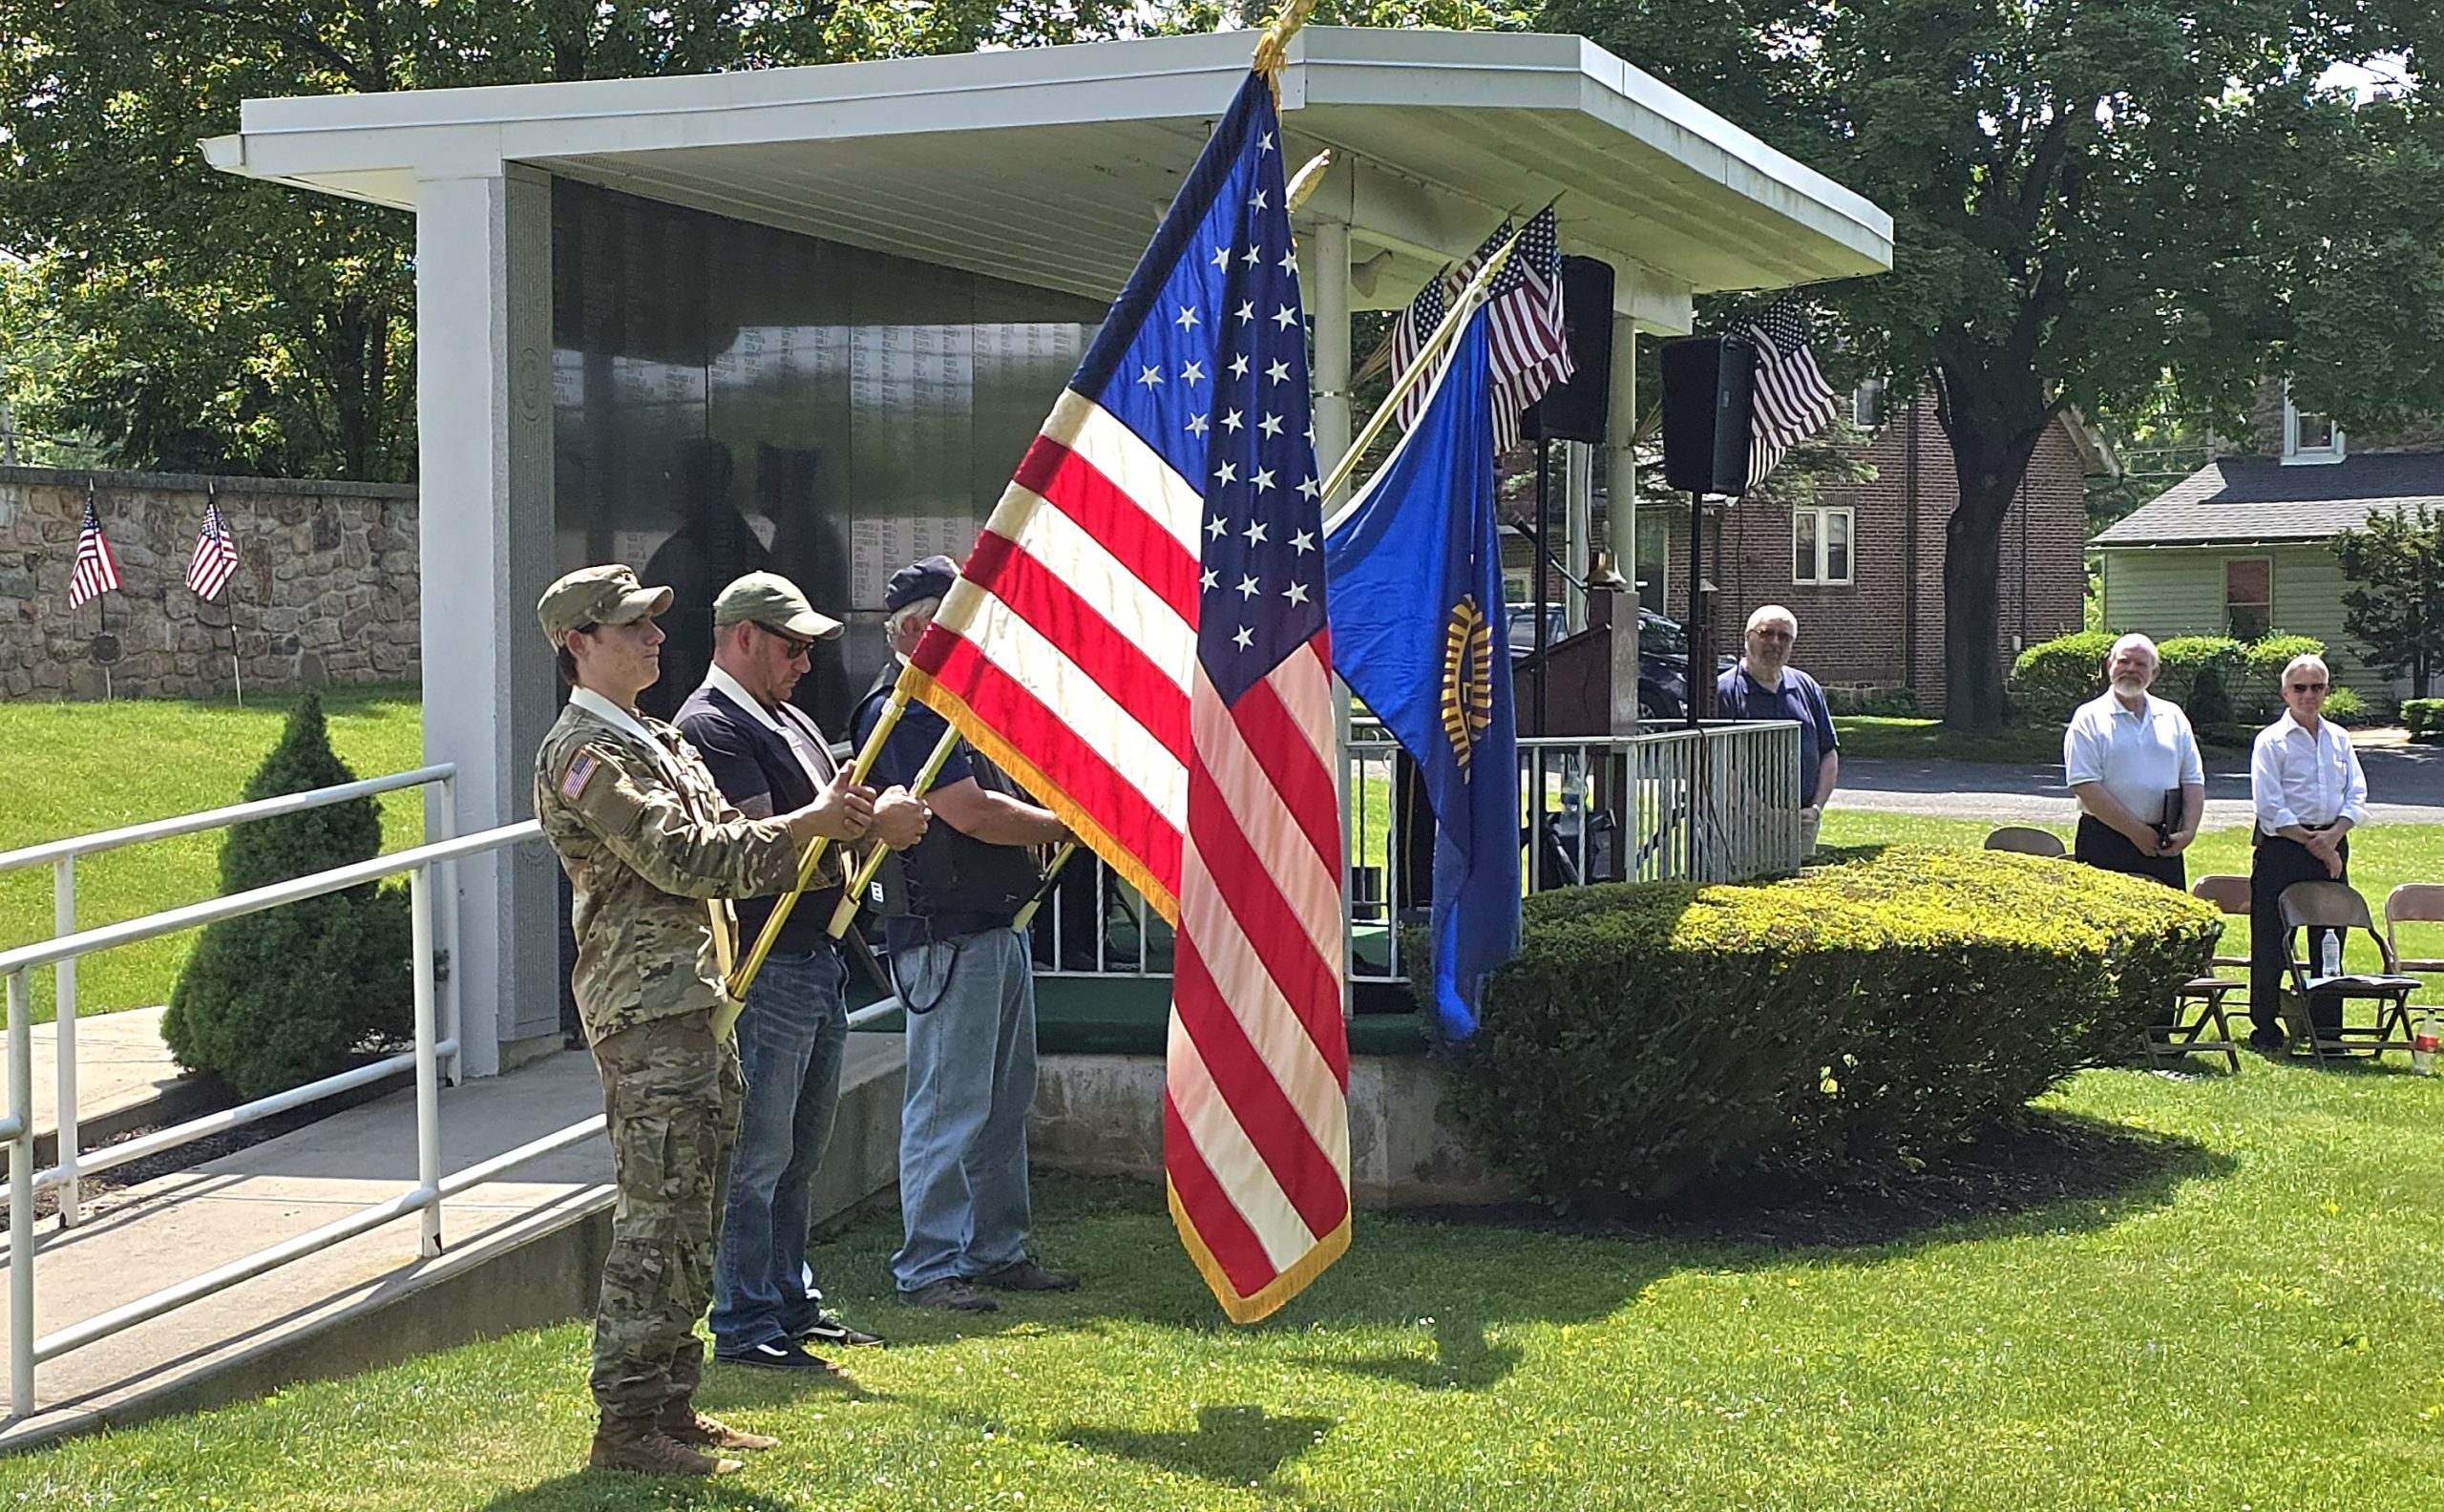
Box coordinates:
[1714,603,1840,854]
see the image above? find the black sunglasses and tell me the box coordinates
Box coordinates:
[2288,681,2328,693]
[759,623,817,661]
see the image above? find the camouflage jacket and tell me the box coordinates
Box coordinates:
[534,698,802,1045]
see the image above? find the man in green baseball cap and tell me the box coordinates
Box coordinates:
[680,571,924,1370]
[532,562,882,1477]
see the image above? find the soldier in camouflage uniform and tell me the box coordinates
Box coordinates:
[534,564,881,1478]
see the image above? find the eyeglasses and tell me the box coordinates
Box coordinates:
[1751,628,1795,642]
[2288,682,2328,693]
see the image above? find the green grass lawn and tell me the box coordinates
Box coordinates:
[1820,810,2444,1007]
[0,686,426,1020]
[8,1060,2444,1510]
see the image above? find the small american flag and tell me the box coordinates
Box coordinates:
[1742,299,1839,489]
[1388,271,1447,434]
[70,497,121,608]
[187,498,240,601]
[1462,206,1573,452]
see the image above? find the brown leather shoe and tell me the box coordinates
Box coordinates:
[588,1416,744,1477]
[659,1400,779,1453]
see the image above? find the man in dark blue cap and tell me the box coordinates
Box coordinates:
[853,556,1078,1312]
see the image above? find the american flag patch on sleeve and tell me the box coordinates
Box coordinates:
[558,748,603,802]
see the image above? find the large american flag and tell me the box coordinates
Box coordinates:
[69,497,120,608]
[1742,299,1839,490]
[187,498,240,601]
[901,73,1349,1321]
[1462,206,1573,452]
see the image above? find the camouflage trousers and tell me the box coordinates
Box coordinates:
[589,1012,744,1418]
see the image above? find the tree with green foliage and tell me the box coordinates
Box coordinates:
[163,694,412,1100]
[0,1,1155,481]
[2335,505,2444,700]
[1540,0,2444,726]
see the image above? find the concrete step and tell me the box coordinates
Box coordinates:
[0,1032,907,1451]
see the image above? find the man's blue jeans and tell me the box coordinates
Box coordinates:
[891,927,1038,1292]
[709,944,849,1351]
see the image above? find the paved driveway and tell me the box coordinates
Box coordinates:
[1833,734,2444,827]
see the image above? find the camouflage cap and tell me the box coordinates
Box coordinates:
[537,565,674,647]
[712,571,842,640]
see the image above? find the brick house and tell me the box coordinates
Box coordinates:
[1633,389,2104,714]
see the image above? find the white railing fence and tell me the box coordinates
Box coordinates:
[1033,719,1806,985]
[0,765,461,1228]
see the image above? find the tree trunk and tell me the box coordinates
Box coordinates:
[1939,399,2047,728]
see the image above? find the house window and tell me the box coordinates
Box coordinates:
[1793,507,1854,586]
[2226,557,2272,640]
[1853,376,1888,429]
[2282,383,2346,465]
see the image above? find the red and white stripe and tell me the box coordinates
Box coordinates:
[907,387,1351,1321]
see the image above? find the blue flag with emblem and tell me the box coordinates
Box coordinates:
[1324,308,1519,1040]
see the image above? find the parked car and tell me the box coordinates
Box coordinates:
[1506,604,1690,721]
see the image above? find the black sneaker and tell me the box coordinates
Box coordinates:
[901,1278,999,1312]
[714,1339,837,1375]
[972,1258,1079,1292]
[2249,1026,2287,1053]
[794,1312,885,1349]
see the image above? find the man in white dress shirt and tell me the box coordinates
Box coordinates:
[2246,653,2370,1049]
[2064,634,2204,889]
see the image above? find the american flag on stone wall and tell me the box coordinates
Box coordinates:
[69,498,120,609]
[187,498,240,601]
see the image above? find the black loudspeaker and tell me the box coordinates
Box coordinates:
[1659,336,1756,495]
[1524,257,1616,444]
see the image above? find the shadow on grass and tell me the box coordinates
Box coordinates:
[1406,1104,2236,1257]
[474,1474,796,1511]
[1313,1312,1524,1394]
[1052,1403,1336,1488]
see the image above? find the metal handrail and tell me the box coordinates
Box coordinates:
[0,823,533,979]
[0,765,454,874]
[3,813,534,1417]
[0,763,462,1233]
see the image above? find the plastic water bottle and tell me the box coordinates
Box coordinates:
[2414,1015,2440,1078]
[2320,932,2343,981]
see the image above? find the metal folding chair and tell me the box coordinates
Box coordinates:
[2278,880,2421,1063]
[2150,874,2249,1072]
[1983,826,2067,858]
[2384,883,2444,982]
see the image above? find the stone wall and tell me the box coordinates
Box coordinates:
[0,467,419,701]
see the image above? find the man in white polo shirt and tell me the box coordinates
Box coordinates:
[2246,652,2370,1048]
[2063,633,2205,889]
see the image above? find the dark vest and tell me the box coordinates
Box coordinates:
[853,680,1043,937]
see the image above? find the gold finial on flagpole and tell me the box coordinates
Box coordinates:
[1253,0,1318,105]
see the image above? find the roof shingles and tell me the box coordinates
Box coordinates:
[2091,452,2444,547]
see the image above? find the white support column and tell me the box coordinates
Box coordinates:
[1312,219,1354,507]
[1312,217,1356,1018]
[1607,316,1642,736]
[414,165,558,1077]
[1563,441,1593,633]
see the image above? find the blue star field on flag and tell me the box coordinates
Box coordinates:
[1070,75,1325,705]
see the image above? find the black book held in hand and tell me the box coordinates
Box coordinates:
[2155,787,2189,846]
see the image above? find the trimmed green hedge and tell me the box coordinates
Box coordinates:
[1448,847,2219,1205]
[2012,629,2328,724]
[2407,698,2444,743]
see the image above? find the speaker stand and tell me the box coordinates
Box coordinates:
[1685,489,1707,726]
[1531,434,1552,739]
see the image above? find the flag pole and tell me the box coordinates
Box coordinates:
[1012,842,1081,933]
[211,483,243,706]
[718,687,913,1023]
[1318,224,1526,530]
[822,724,964,939]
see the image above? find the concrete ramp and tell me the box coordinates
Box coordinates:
[0,1034,907,1452]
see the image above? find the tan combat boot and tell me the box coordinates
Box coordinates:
[588,1413,744,1477]
[659,1396,780,1452]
